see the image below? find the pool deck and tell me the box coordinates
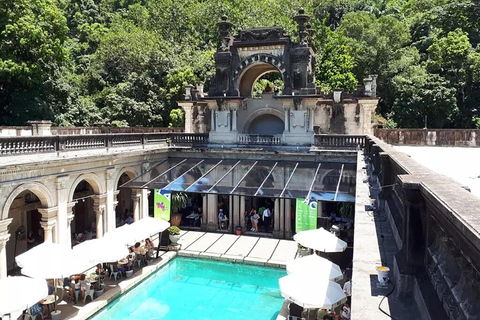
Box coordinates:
[58,231,297,320]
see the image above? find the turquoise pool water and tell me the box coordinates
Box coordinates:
[91,257,286,320]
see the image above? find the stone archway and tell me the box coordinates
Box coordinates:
[2,182,55,220]
[242,107,285,134]
[232,54,287,97]
[2,182,55,275]
[114,167,138,225]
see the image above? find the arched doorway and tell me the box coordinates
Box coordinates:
[248,114,284,134]
[116,172,133,226]
[5,189,50,274]
[71,181,96,242]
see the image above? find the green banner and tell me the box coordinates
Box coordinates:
[154,189,171,221]
[295,198,318,233]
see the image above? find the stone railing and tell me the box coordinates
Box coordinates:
[0,133,206,156]
[366,136,480,319]
[314,134,366,149]
[375,128,480,147]
[237,134,282,145]
[0,124,183,137]
[51,126,183,135]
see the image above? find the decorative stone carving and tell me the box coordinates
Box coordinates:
[238,28,284,41]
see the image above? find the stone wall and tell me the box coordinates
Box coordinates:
[366,136,480,319]
[375,129,480,147]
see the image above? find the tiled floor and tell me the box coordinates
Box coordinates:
[56,231,297,320]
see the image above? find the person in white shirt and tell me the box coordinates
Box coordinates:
[343,278,352,304]
[263,207,272,232]
[341,302,350,320]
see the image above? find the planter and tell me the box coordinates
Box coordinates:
[235,227,242,235]
[51,310,62,320]
[126,270,133,278]
[94,289,104,298]
[171,213,182,227]
[169,234,180,245]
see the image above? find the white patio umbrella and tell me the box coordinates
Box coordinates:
[279,273,347,310]
[16,242,93,279]
[104,224,138,246]
[286,254,344,282]
[130,217,170,238]
[73,238,129,264]
[0,276,48,317]
[293,227,347,252]
[105,217,170,246]
[16,242,93,311]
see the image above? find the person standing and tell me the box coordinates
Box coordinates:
[251,209,260,232]
[343,278,352,304]
[263,207,272,232]
[341,302,350,320]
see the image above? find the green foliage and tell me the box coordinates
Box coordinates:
[171,192,188,213]
[0,0,479,129]
[169,109,185,128]
[167,226,181,235]
[316,29,357,93]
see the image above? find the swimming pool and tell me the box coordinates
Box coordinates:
[91,257,286,320]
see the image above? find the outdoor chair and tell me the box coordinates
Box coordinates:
[109,264,122,281]
[288,303,305,320]
[134,253,144,268]
[24,303,44,320]
[80,280,95,305]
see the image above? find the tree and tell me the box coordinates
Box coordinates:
[169,109,185,128]
[0,0,69,125]
[316,29,357,93]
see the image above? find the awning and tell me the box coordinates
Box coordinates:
[120,158,356,202]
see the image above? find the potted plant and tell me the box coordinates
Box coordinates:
[168,226,181,245]
[170,192,188,226]
[235,225,242,235]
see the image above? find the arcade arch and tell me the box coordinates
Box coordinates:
[3,182,55,274]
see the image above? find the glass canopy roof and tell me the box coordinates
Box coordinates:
[120,158,356,202]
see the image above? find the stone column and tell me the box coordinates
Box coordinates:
[284,199,292,238]
[206,101,218,132]
[231,108,238,131]
[140,189,149,219]
[93,194,107,238]
[0,218,12,279]
[202,195,208,228]
[178,102,195,133]
[66,202,75,247]
[39,220,56,243]
[38,207,58,243]
[284,109,289,132]
[105,167,117,233]
[233,195,240,230]
[273,199,282,238]
[357,99,379,135]
[206,194,218,231]
[131,190,142,222]
[240,196,245,227]
[227,101,241,132]
[55,175,70,246]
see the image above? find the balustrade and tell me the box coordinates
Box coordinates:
[237,134,282,145]
[314,134,365,149]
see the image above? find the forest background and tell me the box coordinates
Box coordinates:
[0,0,479,129]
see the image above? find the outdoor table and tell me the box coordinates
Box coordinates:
[186,213,201,227]
[41,294,60,315]
[118,260,129,265]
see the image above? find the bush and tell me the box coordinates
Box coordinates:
[168,226,180,235]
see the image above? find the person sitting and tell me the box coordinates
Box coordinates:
[218,209,226,229]
[144,238,156,259]
[125,247,136,271]
[133,242,145,255]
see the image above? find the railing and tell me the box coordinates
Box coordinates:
[237,134,282,145]
[169,133,209,145]
[314,134,366,149]
[0,133,207,156]
[375,128,480,147]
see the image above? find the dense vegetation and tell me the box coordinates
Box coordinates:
[0,0,479,128]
